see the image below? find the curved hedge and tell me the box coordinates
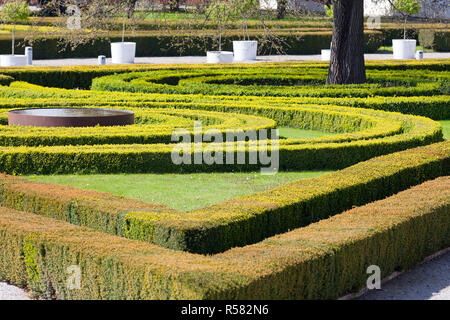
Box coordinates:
[0,60,448,299]
[1,141,448,254]
[91,65,449,98]
[0,171,448,299]
[0,61,447,174]
[0,83,442,174]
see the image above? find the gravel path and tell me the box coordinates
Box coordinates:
[359,250,450,300]
[30,52,450,67]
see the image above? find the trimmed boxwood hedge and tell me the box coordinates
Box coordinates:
[91,66,449,98]
[0,60,448,299]
[0,173,448,299]
[1,141,448,253]
[1,60,448,89]
[0,93,442,174]
[0,62,446,174]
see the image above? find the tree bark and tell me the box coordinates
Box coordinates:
[12,23,15,56]
[326,0,366,85]
[127,0,138,18]
[169,0,180,12]
[277,0,287,19]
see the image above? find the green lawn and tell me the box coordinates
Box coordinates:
[278,127,336,139]
[376,45,432,53]
[22,127,335,211]
[440,120,450,139]
[25,171,331,211]
[139,11,330,22]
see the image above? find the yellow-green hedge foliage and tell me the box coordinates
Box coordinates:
[1,142,448,253]
[0,174,448,299]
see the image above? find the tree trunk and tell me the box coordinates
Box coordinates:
[326,0,366,85]
[404,16,407,39]
[122,17,126,42]
[127,0,137,18]
[12,23,15,56]
[169,0,180,12]
[277,0,287,19]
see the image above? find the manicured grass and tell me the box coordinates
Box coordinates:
[139,11,330,22]
[377,45,432,53]
[278,127,337,139]
[440,120,450,139]
[25,171,331,211]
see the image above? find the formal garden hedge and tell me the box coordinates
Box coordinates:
[0,30,385,58]
[0,77,443,174]
[0,60,448,299]
[0,141,448,253]
[0,174,448,299]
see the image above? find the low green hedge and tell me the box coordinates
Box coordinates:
[1,60,448,90]
[0,74,13,86]
[92,67,448,98]
[1,141,448,254]
[306,95,450,120]
[0,104,276,146]
[0,173,448,299]
[0,97,441,174]
[0,62,445,175]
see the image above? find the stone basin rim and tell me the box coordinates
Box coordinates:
[8,108,134,117]
[8,108,135,127]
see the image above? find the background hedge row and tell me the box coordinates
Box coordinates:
[0,31,385,59]
[1,25,448,59]
[91,67,449,98]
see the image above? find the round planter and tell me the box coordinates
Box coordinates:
[233,40,258,61]
[321,49,331,61]
[0,55,27,67]
[8,108,134,128]
[206,51,234,64]
[392,39,416,60]
[111,42,136,64]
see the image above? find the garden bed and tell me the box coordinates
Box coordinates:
[0,60,448,299]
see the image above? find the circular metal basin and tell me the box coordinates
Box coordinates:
[8,108,134,127]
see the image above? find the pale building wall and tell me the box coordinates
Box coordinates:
[364,0,450,19]
[260,0,449,20]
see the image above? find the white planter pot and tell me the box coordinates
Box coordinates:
[206,51,234,64]
[233,41,258,61]
[111,42,136,64]
[0,55,27,67]
[321,49,331,61]
[415,50,424,60]
[392,39,416,60]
